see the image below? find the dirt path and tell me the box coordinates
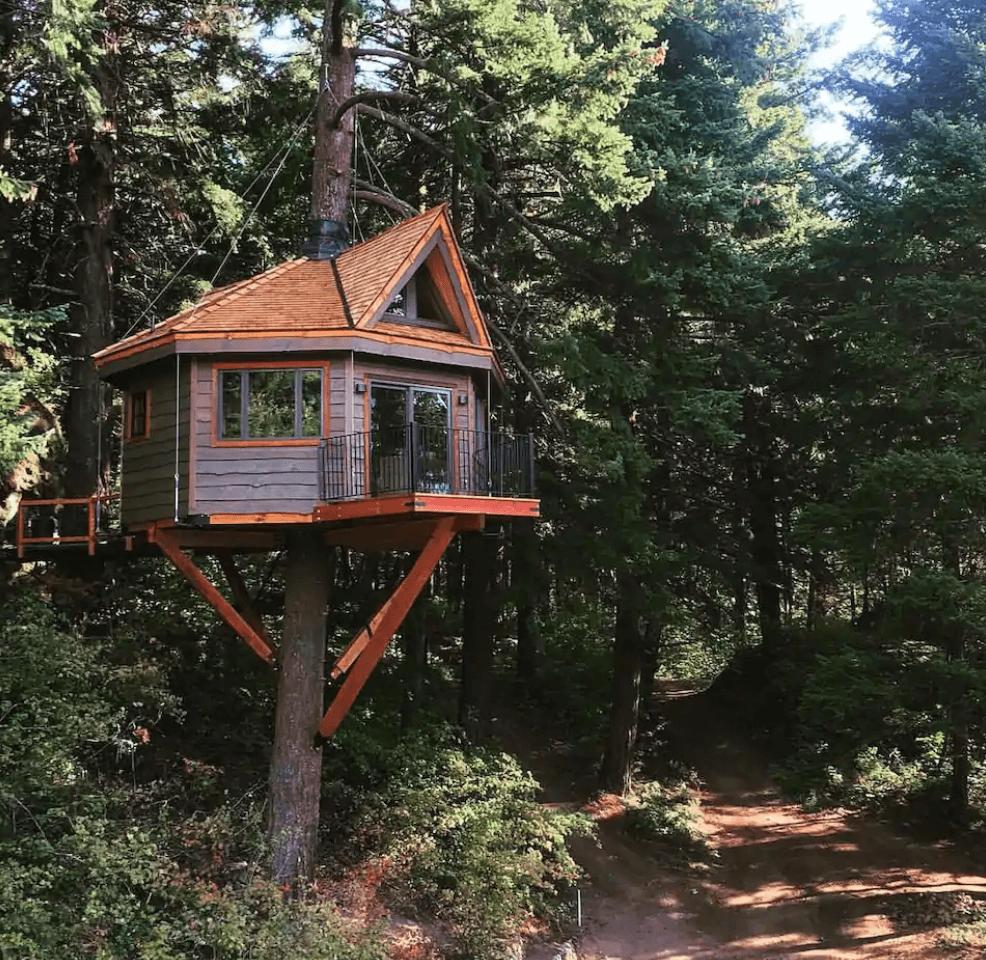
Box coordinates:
[502,685,986,960]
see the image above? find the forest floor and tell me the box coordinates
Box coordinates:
[492,681,986,960]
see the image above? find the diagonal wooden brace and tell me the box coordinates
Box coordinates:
[317,517,456,741]
[215,551,274,651]
[154,528,274,664]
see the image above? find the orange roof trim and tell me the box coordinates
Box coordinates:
[94,205,496,371]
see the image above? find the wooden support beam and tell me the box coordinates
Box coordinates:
[317,516,456,740]
[215,551,274,650]
[323,514,484,553]
[154,528,274,664]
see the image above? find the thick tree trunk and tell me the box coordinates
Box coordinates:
[944,546,969,824]
[639,619,663,709]
[269,531,331,885]
[600,571,644,795]
[310,1,355,224]
[64,124,114,504]
[458,530,497,742]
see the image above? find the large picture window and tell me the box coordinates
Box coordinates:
[218,368,323,440]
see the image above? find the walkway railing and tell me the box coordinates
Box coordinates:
[322,425,535,501]
[16,494,120,558]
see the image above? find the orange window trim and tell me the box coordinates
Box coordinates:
[125,389,151,442]
[212,360,330,446]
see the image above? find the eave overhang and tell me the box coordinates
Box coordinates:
[95,330,506,386]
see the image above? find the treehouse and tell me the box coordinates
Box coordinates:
[92,204,538,557]
[15,204,541,742]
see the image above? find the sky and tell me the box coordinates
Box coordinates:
[799,0,882,143]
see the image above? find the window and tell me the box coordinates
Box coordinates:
[127,390,150,440]
[383,273,454,328]
[218,368,323,441]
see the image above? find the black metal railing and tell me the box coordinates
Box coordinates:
[322,424,535,501]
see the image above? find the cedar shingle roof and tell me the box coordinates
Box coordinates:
[94,205,495,370]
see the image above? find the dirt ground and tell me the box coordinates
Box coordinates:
[501,684,986,960]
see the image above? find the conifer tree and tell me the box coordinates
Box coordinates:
[798,0,986,821]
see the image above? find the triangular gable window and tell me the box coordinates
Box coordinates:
[384,270,455,329]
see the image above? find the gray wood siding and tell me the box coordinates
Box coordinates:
[192,360,324,516]
[121,360,191,527]
[184,355,482,515]
[194,446,322,514]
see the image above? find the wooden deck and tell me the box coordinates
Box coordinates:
[12,491,540,557]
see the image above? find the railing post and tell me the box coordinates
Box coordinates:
[16,501,24,559]
[408,422,417,494]
[528,434,535,496]
[87,495,96,555]
[318,438,327,501]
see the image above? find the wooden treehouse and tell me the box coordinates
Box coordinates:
[18,204,539,740]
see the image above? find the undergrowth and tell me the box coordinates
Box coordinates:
[623,781,716,867]
[334,728,592,959]
[0,580,593,960]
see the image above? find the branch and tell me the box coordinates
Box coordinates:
[332,90,419,128]
[353,188,417,217]
[461,252,563,436]
[357,105,564,258]
[354,47,498,106]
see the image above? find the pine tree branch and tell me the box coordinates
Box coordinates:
[332,91,419,128]
[357,105,565,258]
[353,187,416,217]
[459,251,563,436]
[353,47,498,106]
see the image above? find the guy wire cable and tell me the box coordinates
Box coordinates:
[125,106,315,338]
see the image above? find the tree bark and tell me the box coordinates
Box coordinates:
[458,530,497,742]
[269,531,331,885]
[64,117,115,505]
[512,519,543,682]
[310,0,356,224]
[400,555,429,733]
[600,570,644,795]
[744,395,783,651]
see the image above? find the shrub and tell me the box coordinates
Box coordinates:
[344,728,592,959]
[623,782,715,864]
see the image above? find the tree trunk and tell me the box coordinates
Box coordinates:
[64,120,115,505]
[639,619,663,709]
[269,531,331,885]
[512,519,543,682]
[944,545,969,824]
[744,396,783,651]
[600,570,644,795]
[458,530,497,742]
[310,0,355,224]
[400,559,428,733]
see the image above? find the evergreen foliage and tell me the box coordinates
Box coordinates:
[9,0,986,949]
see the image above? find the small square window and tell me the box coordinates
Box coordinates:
[128,390,149,440]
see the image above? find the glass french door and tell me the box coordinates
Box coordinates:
[370,384,451,494]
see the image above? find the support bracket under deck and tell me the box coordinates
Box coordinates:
[316,516,457,742]
[152,526,275,665]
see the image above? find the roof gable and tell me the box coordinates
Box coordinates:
[93,205,496,374]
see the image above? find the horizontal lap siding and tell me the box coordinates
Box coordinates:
[195,447,322,514]
[122,361,189,527]
[185,354,480,515]
[192,359,323,516]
